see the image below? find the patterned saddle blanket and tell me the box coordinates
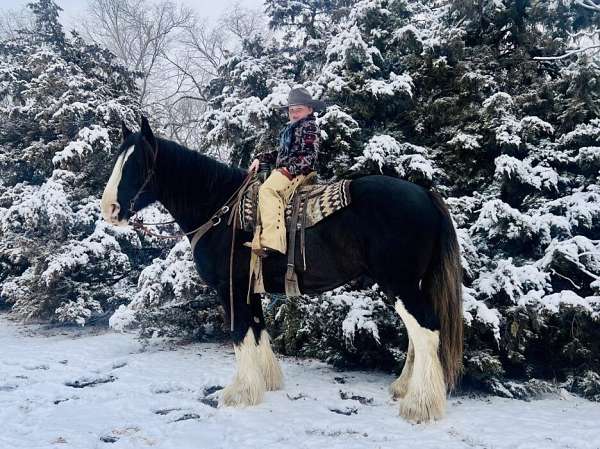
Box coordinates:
[237,178,353,233]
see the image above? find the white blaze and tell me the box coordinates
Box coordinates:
[101,145,135,225]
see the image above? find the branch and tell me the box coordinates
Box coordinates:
[533,44,600,61]
[550,268,582,289]
[562,256,600,281]
[575,0,600,12]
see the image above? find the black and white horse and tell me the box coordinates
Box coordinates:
[101,118,464,422]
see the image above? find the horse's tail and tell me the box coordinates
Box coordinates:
[423,190,464,390]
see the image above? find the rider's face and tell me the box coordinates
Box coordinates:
[288,105,313,123]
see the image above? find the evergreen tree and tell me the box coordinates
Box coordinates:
[0,0,165,325]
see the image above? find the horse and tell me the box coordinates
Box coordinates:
[100,117,464,422]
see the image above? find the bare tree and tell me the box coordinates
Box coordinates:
[220,1,266,44]
[0,7,34,40]
[80,0,193,106]
[75,0,266,149]
[155,6,266,147]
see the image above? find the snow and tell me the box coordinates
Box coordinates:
[538,190,600,235]
[0,175,73,236]
[471,199,550,245]
[53,125,112,166]
[576,147,600,170]
[324,289,384,345]
[2,314,600,449]
[447,132,482,151]
[364,72,413,98]
[352,135,436,180]
[109,305,138,332]
[519,290,600,319]
[558,118,600,147]
[112,240,202,329]
[462,287,502,342]
[474,258,551,305]
[494,155,559,192]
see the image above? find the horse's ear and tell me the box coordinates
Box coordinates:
[140,115,155,148]
[121,121,132,141]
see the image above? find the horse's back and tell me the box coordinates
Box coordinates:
[349,175,440,231]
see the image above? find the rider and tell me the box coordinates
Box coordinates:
[248,87,325,257]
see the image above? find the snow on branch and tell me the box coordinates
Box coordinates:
[575,0,600,13]
[533,45,600,61]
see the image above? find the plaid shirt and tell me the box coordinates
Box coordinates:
[257,114,320,177]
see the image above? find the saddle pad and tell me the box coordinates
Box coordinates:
[238,179,352,233]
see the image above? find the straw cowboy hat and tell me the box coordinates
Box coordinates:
[280,87,326,111]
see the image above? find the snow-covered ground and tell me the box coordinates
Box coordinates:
[1,313,599,449]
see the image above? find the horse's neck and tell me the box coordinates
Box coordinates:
[153,141,245,234]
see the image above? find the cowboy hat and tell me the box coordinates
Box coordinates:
[280,87,326,111]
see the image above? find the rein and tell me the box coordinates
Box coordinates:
[129,173,255,244]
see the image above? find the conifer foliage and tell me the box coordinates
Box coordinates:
[0,0,154,325]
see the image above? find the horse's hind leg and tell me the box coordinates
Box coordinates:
[250,293,283,391]
[390,338,414,399]
[391,287,446,422]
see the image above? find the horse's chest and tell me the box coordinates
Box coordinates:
[192,250,220,287]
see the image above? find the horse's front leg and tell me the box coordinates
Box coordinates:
[220,287,282,407]
[249,293,284,392]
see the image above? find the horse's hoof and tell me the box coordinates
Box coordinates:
[263,366,283,391]
[389,377,409,400]
[220,379,265,407]
[257,335,284,391]
[398,394,445,423]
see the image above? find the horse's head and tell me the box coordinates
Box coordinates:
[101,117,158,226]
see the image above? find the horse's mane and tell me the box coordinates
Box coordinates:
[153,136,247,218]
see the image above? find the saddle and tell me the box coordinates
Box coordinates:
[237,174,353,297]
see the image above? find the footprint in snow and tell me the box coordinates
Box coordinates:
[199,385,223,408]
[99,426,155,445]
[171,413,202,422]
[65,375,117,388]
[150,382,189,394]
[339,390,374,405]
[203,385,223,396]
[23,363,50,370]
[287,392,309,401]
[111,361,127,370]
[154,408,182,416]
[329,406,358,416]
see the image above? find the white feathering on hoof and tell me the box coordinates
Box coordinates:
[390,338,414,400]
[220,329,266,407]
[257,330,284,391]
[394,300,446,423]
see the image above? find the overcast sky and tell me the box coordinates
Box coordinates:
[4,0,266,30]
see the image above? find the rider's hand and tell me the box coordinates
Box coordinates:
[249,158,260,173]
